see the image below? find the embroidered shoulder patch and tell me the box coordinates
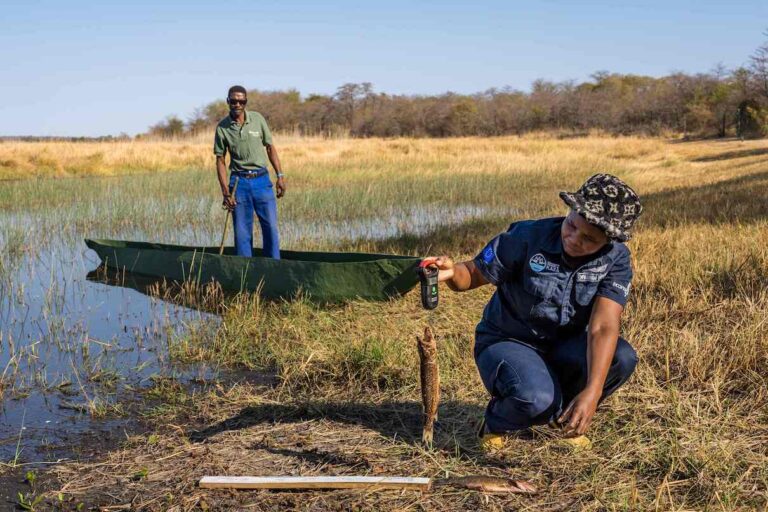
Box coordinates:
[482,245,495,264]
[612,281,631,297]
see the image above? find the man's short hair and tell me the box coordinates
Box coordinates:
[228,85,247,97]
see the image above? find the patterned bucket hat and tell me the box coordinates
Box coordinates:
[559,174,642,242]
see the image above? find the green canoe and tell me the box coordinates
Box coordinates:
[85,239,421,302]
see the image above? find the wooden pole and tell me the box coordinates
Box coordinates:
[218,177,240,255]
[199,476,431,491]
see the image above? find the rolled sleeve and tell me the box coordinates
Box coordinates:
[473,223,524,286]
[213,126,227,156]
[596,249,633,307]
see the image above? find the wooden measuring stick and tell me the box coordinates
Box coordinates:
[199,476,431,491]
[218,176,240,255]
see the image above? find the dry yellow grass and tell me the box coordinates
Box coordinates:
[4,132,766,193]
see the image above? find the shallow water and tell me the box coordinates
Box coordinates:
[0,235,218,462]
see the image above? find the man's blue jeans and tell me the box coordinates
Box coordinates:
[475,332,638,433]
[230,173,280,259]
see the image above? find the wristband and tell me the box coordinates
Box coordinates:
[276,172,285,178]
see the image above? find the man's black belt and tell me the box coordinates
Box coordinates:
[232,168,268,179]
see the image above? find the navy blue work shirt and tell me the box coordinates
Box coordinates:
[473,217,633,354]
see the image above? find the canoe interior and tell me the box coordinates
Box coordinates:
[86,238,417,263]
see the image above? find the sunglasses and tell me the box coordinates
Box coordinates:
[228,98,247,105]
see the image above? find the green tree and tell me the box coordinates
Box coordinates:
[148,115,184,138]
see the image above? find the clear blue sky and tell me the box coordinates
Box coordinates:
[1,0,766,137]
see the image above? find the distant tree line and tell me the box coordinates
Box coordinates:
[148,33,768,139]
[1,135,131,142]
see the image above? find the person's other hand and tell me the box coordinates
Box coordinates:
[276,176,286,198]
[558,388,600,436]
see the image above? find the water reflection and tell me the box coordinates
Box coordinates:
[85,267,227,315]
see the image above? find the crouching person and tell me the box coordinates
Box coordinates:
[423,174,642,449]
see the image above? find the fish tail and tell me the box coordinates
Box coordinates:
[422,422,434,445]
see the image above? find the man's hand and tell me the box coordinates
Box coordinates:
[558,387,601,436]
[222,194,237,211]
[276,176,286,198]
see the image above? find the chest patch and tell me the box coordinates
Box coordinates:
[248,130,260,137]
[529,253,559,273]
[576,272,605,283]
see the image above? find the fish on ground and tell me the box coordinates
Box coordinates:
[441,476,537,494]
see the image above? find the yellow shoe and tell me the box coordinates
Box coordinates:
[547,421,592,450]
[479,431,506,452]
[477,418,508,453]
[557,434,592,450]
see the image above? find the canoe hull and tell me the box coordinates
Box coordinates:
[85,239,421,302]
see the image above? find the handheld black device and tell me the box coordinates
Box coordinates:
[417,262,439,310]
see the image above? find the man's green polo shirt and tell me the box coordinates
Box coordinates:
[213,111,273,172]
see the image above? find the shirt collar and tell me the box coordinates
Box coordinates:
[225,111,250,128]
[563,243,616,270]
[579,242,619,269]
[540,222,563,255]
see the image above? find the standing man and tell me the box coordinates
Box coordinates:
[214,85,286,258]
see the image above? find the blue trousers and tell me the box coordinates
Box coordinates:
[475,333,637,433]
[230,173,280,259]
